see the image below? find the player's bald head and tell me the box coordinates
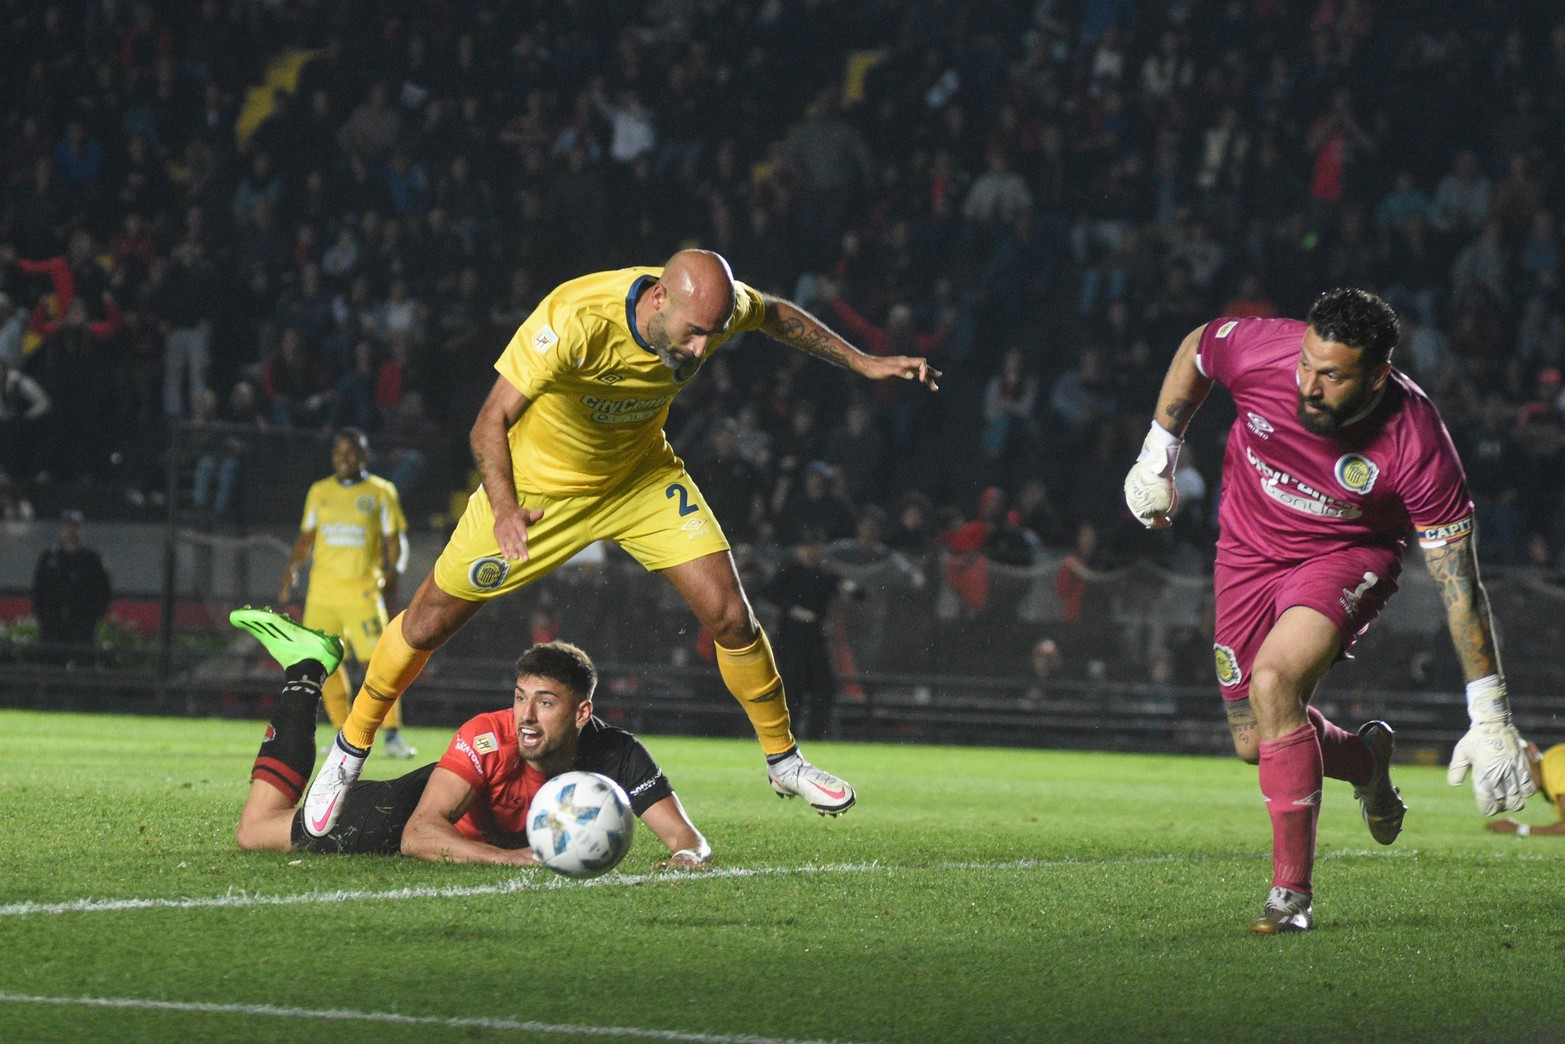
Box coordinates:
[660,249,735,326]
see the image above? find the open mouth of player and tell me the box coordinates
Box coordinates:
[518,726,543,748]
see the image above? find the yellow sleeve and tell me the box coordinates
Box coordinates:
[494,290,588,403]
[300,481,322,532]
[730,280,766,334]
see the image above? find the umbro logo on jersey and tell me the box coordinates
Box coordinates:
[597,372,624,384]
[1246,412,1274,439]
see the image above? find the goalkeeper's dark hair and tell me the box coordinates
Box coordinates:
[1306,288,1399,368]
[515,641,598,702]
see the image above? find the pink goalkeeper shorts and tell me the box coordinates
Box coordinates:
[1211,543,1402,702]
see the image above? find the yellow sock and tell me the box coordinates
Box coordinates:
[381,692,403,730]
[715,626,796,756]
[342,613,430,749]
[320,668,350,728]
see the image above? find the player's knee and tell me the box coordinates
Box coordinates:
[1247,663,1304,709]
[1232,738,1261,765]
[704,600,758,647]
[235,818,267,852]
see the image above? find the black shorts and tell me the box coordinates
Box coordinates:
[289,763,437,855]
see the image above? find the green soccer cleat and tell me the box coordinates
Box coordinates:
[1353,720,1406,845]
[230,606,344,675]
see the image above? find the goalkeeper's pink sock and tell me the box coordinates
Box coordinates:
[1259,721,1322,896]
[1308,705,1373,786]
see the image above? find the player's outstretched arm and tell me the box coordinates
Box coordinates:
[401,766,539,865]
[758,293,940,390]
[640,792,711,869]
[470,376,543,561]
[1425,533,1536,815]
[1125,324,1213,529]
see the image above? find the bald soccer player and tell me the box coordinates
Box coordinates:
[244,249,940,838]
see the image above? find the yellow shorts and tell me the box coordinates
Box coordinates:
[302,586,388,661]
[433,456,731,601]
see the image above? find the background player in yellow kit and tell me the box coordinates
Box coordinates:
[300,249,940,837]
[280,427,413,757]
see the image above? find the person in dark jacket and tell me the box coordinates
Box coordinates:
[31,509,112,666]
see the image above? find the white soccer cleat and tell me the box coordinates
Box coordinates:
[383,732,417,760]
[768,754,856,816]
[302,732,368,837]
[1250,886,1314,935]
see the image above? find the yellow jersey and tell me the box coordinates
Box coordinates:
[495,266,767,495]
[299,474,408,587]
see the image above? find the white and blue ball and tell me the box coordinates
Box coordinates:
[526,771,635,879]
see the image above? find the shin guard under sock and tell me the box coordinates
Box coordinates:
[1258,721,1323,896]
[342,613,430,750]
[251,661,327,803]
[714,627,797,756]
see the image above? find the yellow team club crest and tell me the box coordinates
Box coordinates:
[1213,643,1243,687]
[1334,453,1380,494]
[468,556,511,591]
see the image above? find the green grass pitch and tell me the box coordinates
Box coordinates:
[0,709,1558,1042]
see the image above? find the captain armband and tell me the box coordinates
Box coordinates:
[1417,515,1474,550]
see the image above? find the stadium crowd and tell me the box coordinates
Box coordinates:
[3,0,1565,588]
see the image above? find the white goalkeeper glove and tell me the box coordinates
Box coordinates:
[1123,421,1181,529]
[1447,675,1535,816]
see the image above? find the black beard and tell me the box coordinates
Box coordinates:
[1297,396,1344,435]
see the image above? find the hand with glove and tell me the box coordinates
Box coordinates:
[1124,421,1182,529]
[1447,675,1536,815]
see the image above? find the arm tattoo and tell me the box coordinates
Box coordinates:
[770,316,853,369]
[1424,539,1500,679]
[1164,398,1199,427]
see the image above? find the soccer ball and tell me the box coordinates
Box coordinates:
[526,771,636,879]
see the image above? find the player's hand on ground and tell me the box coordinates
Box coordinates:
[1124,422,1182,528]
[655,848,710,870]
[1484,817,1523,835]
[1447,721,1536,815]
[493,506,545,561]
[864,354,940,391]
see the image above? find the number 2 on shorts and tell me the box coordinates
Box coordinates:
[665,482,700,516]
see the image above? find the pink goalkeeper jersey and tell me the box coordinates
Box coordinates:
[1197,317,1473,564]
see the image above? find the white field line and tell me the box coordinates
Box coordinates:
[0,992,862,1043]
[0,848,1474,920]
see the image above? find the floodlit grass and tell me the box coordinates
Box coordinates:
[0,709,1559,1043]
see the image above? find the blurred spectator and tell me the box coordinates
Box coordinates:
[155,240,218,420]
[31,510,112,667]
[262,326,329,428]
[819,398,886,505]
[981,347,1043,488]
[688,417,769,546]
[0,358,50,487]
[1022,637,1065,707]
[337,82,401,164]
[777,90,873,268]
[188,386,243,522]
[1431,150,1492,237]
[763,542,856,740]
[774,460,857,547]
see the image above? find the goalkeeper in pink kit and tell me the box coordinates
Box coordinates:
[1123,288,1534,933]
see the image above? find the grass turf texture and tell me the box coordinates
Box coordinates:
[0,710,1558,1043]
